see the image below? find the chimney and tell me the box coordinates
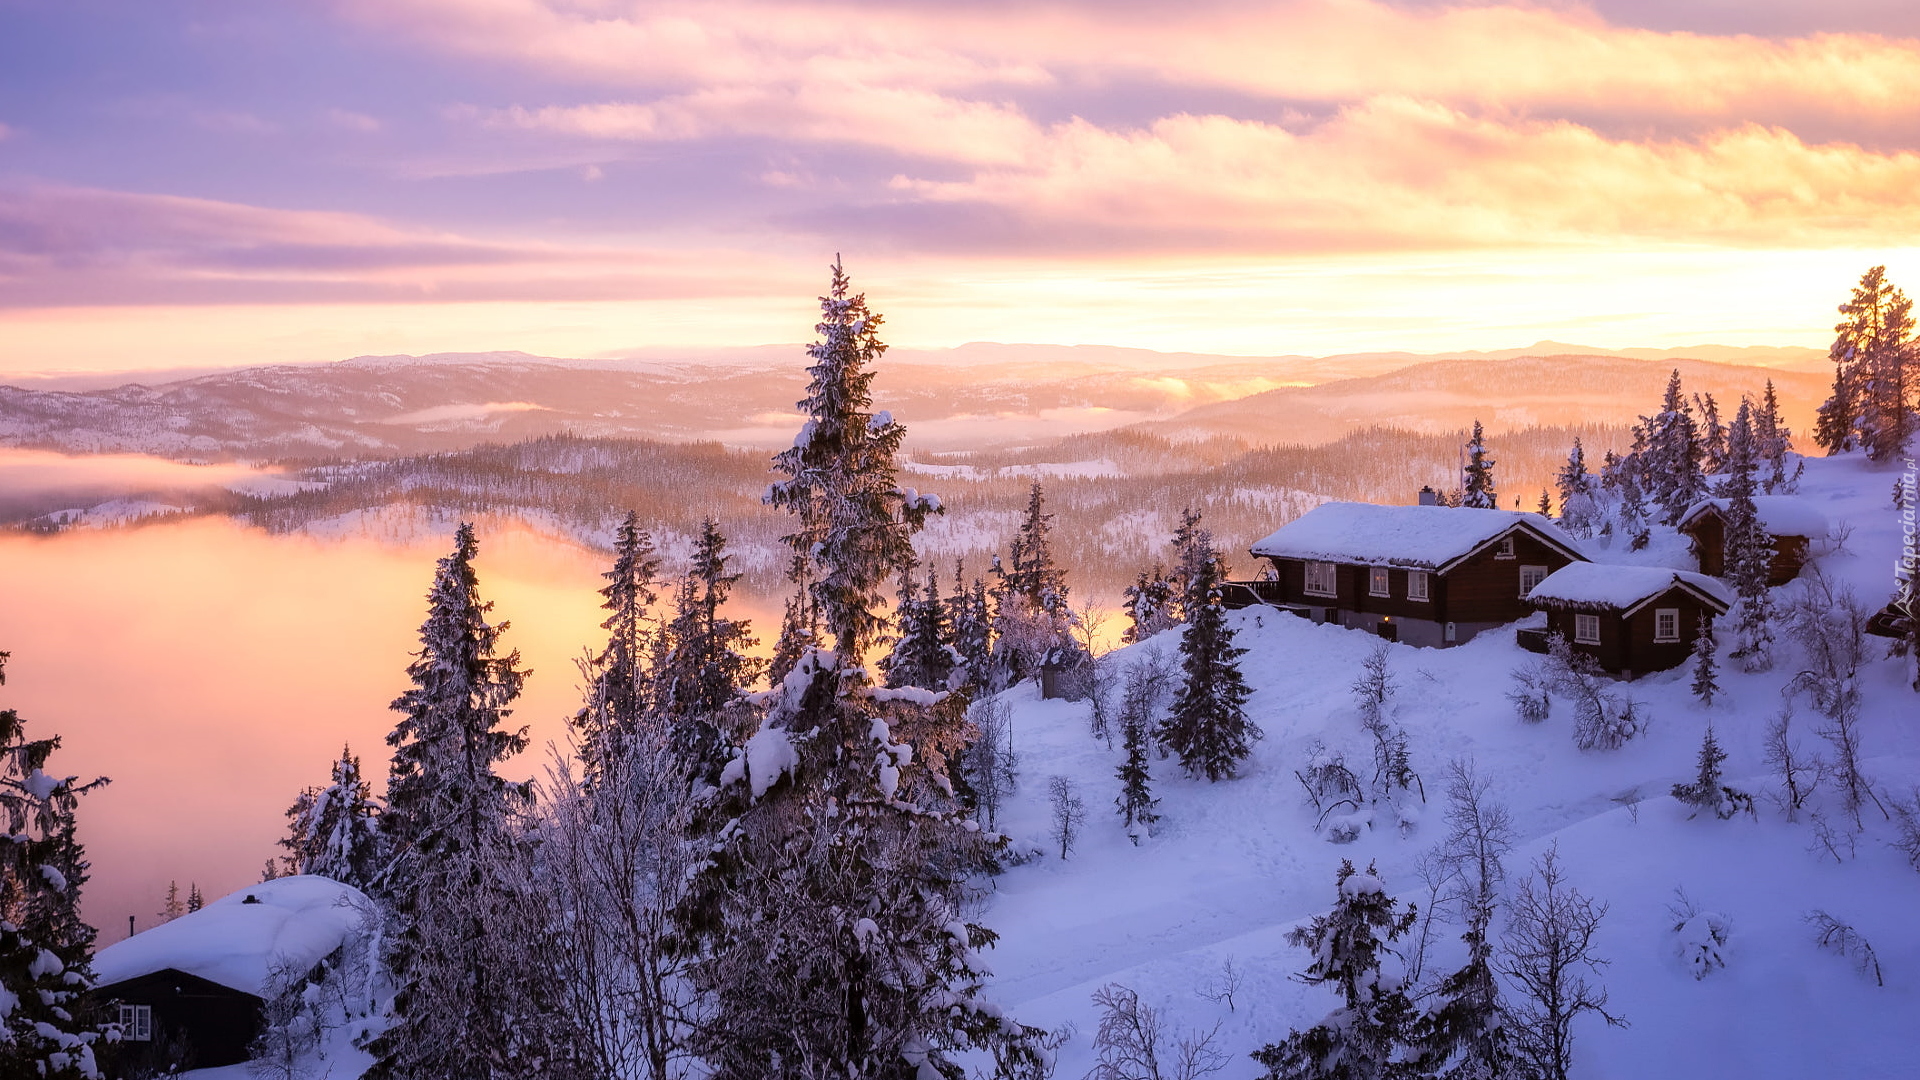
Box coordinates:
[1418,486,1439,506]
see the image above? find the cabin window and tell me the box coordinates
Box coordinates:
[1369,566,1390,597]
[1574,614,1601,645]
[1304,561,1337,597]
[119,1004,152,1041]
[1407,570,1430,601]
[1496,536,1516,559]
[1519,565,1548,596]
[1654,608,1681,642]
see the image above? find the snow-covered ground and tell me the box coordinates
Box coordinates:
[979,452,1918,1079]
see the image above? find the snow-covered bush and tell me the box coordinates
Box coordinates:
[1507,663,1552,723]
[1543,635,1647,750]
[1667,890,1730,980]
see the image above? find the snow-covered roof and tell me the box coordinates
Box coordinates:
[1678,495,1830,539]
[1526,563,1732,615]
[94,876,369,998]
[1248,502,1585,571]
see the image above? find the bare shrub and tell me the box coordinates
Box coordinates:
[1806,911,1883,987]
[1084,984,1228,1080]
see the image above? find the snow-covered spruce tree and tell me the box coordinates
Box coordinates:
[0,657,109,1080]
[1460,421,1498,510]
[367,523,560,1080]
[882,566,957,691]
[768,554,820,688]
[948,562,997,692]
[1499,846,1623,1080]
[991,482,1078,686]
[1554,438,1596,537]
[280,744,382,888]
[1694,391,1726,475]
[1819,265,1915,461]
[1251,860,1419,1080]
[1669,724,1753,819]
[1122,564,1180,644]
[693,260,1049,1080]
[1688,616,1720,707]
[1158,546,1261,781]
[1640,370,1708,524]
[1722,400,1777,672]
[655,517,763,781]
[1755,379,1796,492]
[1169,507,1219,623]
[159,880,184,922]
[574,510,661,785]
[1116,699,1160,843]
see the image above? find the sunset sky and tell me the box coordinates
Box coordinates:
[6,0,1920,373]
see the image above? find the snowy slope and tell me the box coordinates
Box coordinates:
[978,453,1918,1079]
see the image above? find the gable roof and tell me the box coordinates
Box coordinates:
[1677,495,1830,539]
[1526,563,1732,616]
[1248,502,1587,572]
[94,875,369,998]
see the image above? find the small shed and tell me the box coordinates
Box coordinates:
[1677,496,1828,585]
[92,876,369,1072]
[1525,564,1732,678]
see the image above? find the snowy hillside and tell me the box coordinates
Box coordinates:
[977,452,1917,1079]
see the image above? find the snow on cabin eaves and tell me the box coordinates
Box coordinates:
[1676,495,1831,539]
[1526,562,1732,614]
[93,875,368,999]
[1247,502,1586,571]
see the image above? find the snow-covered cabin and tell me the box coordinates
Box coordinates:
[1676,496,1828,586]
[1246,503,1588,647]
[1525,564,1732,677]
[92,876,369,1071]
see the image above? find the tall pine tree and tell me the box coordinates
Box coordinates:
[1158,538,1261,781]
[280,745,382,888]
[1252,861,1419,1080]
[1722,401,1776,671]
[368,523,540,1080]
[1819,266,1915,460]
[882,566,957,691]
[1460,421,1498,510]
[655,518,763,780]
[0,653,108,1080]
[574,511,661,785]
[691,260,1048,1080]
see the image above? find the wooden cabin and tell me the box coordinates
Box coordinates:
[1525,564,1732,678]
[1245,503,1588,647]
[1677,496,1827,586]
[92,876,368,1072]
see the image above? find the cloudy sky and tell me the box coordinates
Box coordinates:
[4,0,1920,372]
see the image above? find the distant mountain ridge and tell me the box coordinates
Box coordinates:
[0,344,1833,461]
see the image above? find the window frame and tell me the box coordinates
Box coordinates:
[1368,565,1391,598]
[1654,607,1681,643]
[1495,535,1517,560]
[1303,560,1338,598]
[1407,570,1430,602]
[120,1003,152,1042]
[1574,613,1602,645]
[1519,564,1548,597]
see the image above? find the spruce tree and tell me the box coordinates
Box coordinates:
[1554,439,1595,537]
[1723,401,1776,671]
[882,566,957,691]
[693,261,1047,1080]
[1158,542,1261,781]
[574,511,661,784]
[281,745,382,888]
[1694,392,1726,474]
[1252,861,1419,1080]
[0,657,109,1080]
[1121,564,1179,644]
[1460,421,1498,510]
[1115,701,1159,843]
[947,562,996,693]
[1536,489,1552,517]
[991,483,1077,684]
[1755,379,1794,492]
[1688,616,1720,708]
[160,880,184,922]
[655,518,763,780]
[369,523,539,1080]
[768,554,820,688]
[1642,371,1708,524]
[186,883,202,913]
[1408,926,1515,1080]
[1820,266,1915,460]
[1671,725,1730,818]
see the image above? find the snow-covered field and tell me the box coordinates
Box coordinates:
[979,452,1918,1078]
